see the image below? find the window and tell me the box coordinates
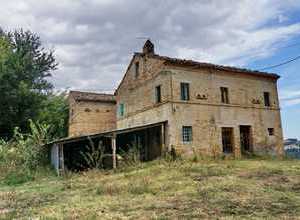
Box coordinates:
[268,128,274,136]
[222,127,234,153]
[220,87,229,104]
[119,103,124,117]
[155,85,161,103]
[182,126,192,143]
[264,92,270,107]
[134,62,139,79]
[180,83,190,101]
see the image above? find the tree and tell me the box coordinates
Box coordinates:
[0,29,57,139]
[37,92,69,139]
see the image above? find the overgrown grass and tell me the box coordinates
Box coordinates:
[0,158,300,219]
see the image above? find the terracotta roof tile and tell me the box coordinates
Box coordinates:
[135,52,280,79]
[69,91,116,103]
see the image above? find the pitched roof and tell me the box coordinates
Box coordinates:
[69,91,116,103]
[134,52,280,79]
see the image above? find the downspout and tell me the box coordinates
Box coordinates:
[169,68,174,152]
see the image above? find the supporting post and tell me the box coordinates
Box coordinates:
[58,143,64,175]
[161,124,165,154]
[112,135,117,169]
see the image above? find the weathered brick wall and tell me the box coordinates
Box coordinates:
[168,66,283,157]
[68,98,116,137]
[116,54,171,126]
[116,55,283,157]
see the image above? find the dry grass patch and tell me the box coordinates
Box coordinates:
[0,158,300,219]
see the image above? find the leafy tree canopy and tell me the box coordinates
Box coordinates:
[37,91,69,139]
[0,28,58,139]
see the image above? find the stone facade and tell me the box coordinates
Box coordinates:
[115,41,283,157]
[68,91,116,137]
[68,40,284,157]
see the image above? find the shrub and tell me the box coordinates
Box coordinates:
[80,138,111,169]
[118,143,141,167]
[0,120,51,175]
[4,169,34,186]
[13,120,51,170]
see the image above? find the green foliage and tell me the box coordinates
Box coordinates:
[13,119,51,170]
[0,139,10,164]
[0,120,51,175]
[3,169,34,186]
[0,28,57,139]
[80,138,111,169]
[119,142,141,167]
[37,92,69,139]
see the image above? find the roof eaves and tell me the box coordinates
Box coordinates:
[162,58,280,79]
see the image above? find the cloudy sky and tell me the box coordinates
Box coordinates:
[0,0,300,138]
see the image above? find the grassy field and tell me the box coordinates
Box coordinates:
[0,158,300,219]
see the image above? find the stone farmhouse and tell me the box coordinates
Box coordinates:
[50,40,283,173]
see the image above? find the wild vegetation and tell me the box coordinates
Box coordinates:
[0,157,300,219]
[0,28,68,140]
[0,28,68,185]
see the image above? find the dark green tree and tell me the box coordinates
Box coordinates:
[0,29,57,139]
[37,92,69,139]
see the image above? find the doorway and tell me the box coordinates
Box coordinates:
[239,125,252,154]
[222,127,234,154]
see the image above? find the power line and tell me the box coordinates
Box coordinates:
[250,41,300,58]
[273,40,300,50]
[258,54,300,71]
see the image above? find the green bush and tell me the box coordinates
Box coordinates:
[13,119,51,170]
[0,119,51,180]
[80,138,110,169]
[4,169,34,185]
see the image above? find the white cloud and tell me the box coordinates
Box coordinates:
[280,89,300,100]
[281,98,300,107]
[279,88,300,107]
[0,0,300,91]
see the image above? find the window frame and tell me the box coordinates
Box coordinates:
[119,103,124,117]
[268,128,274,136]
[182,126,193,143]
[220,87,229,104]
[264,92,271,107]
[155,85,162,103]
[134,62,139,79]
[180,82,190,101]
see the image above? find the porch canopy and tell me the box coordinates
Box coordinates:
[48,121,167,174]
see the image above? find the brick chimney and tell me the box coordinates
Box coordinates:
[143,39,154,55]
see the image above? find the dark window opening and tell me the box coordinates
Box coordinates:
[264,92,270,107]
[155,85,161,103]
[182,126,192,143]
[134,62,139,79]
[240,125,252,154]
[268,128,274,136]
[222,127,234,153]
[221,87,229,104]
[180,83,190,101]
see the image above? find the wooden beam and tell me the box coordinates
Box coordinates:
[112,136,117,169]
[161,124,165,153]
[58,143,64,175]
